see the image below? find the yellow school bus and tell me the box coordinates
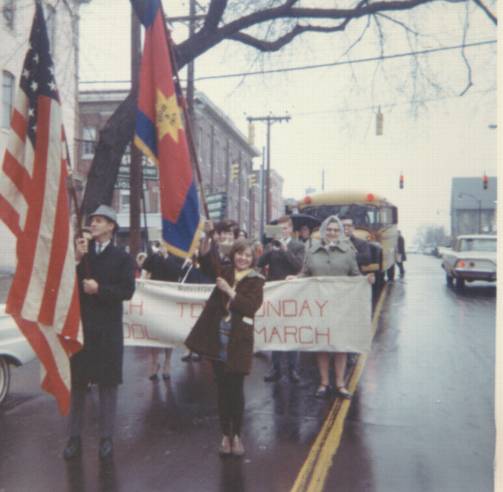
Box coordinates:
[297,191,399,279]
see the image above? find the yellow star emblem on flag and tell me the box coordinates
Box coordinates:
[156,90,183,143]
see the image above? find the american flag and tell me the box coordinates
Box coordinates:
[0,2,82,415]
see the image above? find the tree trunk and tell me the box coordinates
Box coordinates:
[81,90,137,215]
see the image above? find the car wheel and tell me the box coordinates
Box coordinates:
[455,277,465,290]
[0,356,11,405]
[446,274,453,287]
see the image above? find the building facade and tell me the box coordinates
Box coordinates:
[193,91,261,235]
[77,89,267,239]
[450,176,497,237]
[0,0,84,270]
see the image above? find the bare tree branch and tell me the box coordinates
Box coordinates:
[177,0,435,66]
[376,13,423,36]
[341,15,372,60]
[228,21,352,52]
[459,1,473,96]
[472,0,497,25]
[202,0,228,32]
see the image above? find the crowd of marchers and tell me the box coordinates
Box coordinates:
[63,205,392,462]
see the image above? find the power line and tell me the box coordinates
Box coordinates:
[288,88,496,117]
[194,40,496,81]
[78,39,496,87]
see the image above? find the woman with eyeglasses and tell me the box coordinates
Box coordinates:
[296,215,374,399]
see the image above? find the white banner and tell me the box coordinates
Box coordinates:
[124,276,372,353]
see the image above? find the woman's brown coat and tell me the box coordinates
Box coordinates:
[185,264,265,374]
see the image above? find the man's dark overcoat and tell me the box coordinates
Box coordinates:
[257,238,305,280]
[71,241,136,387]
[349,235,372,268]
[185,264,265,375]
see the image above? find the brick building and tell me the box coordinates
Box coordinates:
[77,89,268,239]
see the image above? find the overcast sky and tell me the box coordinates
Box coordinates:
[78,0,497,243]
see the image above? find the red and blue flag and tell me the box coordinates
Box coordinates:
[133,0,203,258]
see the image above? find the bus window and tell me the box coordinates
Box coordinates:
[365,208,378,225]
[379,207,393,225]
[392,207,398,224]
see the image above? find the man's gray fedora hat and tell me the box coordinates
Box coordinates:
[89,205,118,227]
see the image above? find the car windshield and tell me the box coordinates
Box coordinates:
[458,238,496,252]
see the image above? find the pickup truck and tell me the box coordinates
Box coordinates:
[441,234,497,289]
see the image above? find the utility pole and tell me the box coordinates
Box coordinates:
[186,0,196,116]
[259,146,265,240]
[129,6,143,257]
[247,115,290,224]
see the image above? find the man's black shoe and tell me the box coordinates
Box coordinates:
[288,369,300,384]
[264,370,281,383]
[63,436,81,460]
[99,437,114,460]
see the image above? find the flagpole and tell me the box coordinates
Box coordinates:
[64,137,91,277]
[164,24,210,220]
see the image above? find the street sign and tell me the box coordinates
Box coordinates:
[206,192,227,220]
[115,179,147,190]
[118,163,158,181]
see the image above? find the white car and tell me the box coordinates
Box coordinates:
[0,304,36,404]
[441,235,497,289]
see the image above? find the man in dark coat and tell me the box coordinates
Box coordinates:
[63,205,135,461]
[142,240,183,281]
[396,230,407,277]
[258,216,305,383]
[340,216,372,271]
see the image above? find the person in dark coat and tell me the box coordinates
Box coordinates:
[142,241,183,381]
[340,216,372,270]
[180,254,212,363]
[258,215,305,383]
[185,239,265,457]
[198,219,235,268]
[396,230,407,277]
[63,205,135,461]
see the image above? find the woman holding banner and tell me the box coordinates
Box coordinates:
[185,239,265,457]
[298,215,373,400]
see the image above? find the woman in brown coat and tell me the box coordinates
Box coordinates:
[185,239,265,457]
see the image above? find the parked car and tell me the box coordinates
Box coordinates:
[0,304,36,404]
[441,235,497,289]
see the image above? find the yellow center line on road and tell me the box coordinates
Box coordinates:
[290,286,389,492]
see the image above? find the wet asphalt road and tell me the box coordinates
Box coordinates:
[0,255,496,491]
[327,254,496,491]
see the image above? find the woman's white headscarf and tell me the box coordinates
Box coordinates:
[319,215,345,245]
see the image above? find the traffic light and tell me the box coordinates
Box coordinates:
[399,173,404,189]
[483,173,488,190]
[230,163,239,181]
[248,173,257,189]
[376,106,383,136]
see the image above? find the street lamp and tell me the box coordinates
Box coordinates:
[458,192,482,233]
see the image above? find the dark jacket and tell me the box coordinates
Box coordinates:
[349,235,372,268]
[257,238,305,280]
[143,252,182,281]
[185,263,265,374]
[71,241,136,387]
